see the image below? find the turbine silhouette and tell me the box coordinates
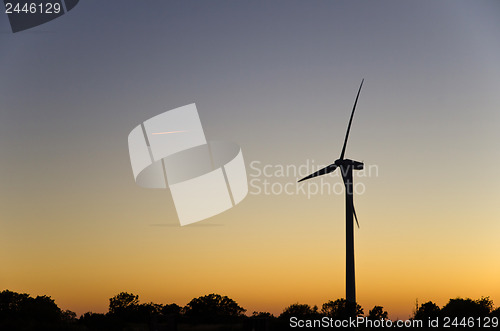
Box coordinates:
[298,79,365,304]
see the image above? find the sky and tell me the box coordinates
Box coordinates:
[1,0,500,319]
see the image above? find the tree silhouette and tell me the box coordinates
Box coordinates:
[249,311,275,331]
[133,302,161,323]
[25,295,62,323]
[183,293,246,323]
[279,303,319,319]
[156,303,182,329]
[2,288,499,330]
[252,311,275,318]
[476,296,494,314]
[414,301,440,321]
[108,292,139,315]
[161,303,182,316]
[368,305,388,320]
[0,290,31,321]
[321,299,363,319]
[491,307,500,318]
[108,293,177,324]
[61,309,77,323]
[79,311,117,331]
[441,297,492,318]
[0,290,65,330]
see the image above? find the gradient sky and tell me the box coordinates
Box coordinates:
[1,0,499,319]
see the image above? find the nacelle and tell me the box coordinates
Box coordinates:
[335,158,364,170]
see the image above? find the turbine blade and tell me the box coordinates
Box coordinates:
[352,202,359,228]
[340,79,364,160]
[297,164,337,182]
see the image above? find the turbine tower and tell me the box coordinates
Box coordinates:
[298,79,365,304]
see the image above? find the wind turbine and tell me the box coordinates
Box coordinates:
[298,79,365,304]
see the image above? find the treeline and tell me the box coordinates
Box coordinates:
[1,289,499,330]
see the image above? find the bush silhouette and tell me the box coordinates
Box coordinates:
[108,292,139,315]
[441,297,493,318]
[279,303,319,319]
[321,299,363,319]
[414,301,440,321]
[2,289,499,330]
[183,293,246,323]
[367,305,388,320]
